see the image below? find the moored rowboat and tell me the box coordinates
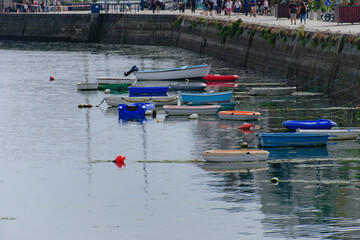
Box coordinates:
[77,82,98,91]
[201,149,270,163]
[249,87,296,96]
[297,129,360,140]
[104,95,178,107]
[163,105,220,115]
[97,76,136,85]
[258,132,330,147]
[282,119,337,130]
[134,64,211,81]
[218,111,261,121]
[179,90,233,104]
[204,74,239,82]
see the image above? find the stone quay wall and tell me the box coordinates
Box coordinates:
[0,13,359,103]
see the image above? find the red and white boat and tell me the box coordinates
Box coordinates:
[218,111,261,121]
[203,74,239,82]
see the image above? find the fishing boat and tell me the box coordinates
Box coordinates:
[203,74,239,82]
[134,64,211,81]
[257,132,330,147]
[96,76,136,85]
[297,129,360,140]
[201,149,270,163]
[104,95,178,107]
[249,87,296,96]
[217,111,261,121]
[118,103,155,120]
[128,86,169,96]
[179,90,233,104]
[282,119,337,130]
[77,82,98,91]
[163,105,220,115]
[169,82,207,91]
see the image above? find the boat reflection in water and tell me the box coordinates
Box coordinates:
[198,161,269,173]
[266,146,329,160]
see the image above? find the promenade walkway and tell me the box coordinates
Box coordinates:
[34,7,360,34]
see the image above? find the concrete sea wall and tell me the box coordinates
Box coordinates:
[0,13,359,103]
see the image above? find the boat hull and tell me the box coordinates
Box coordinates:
[297,129,360,140]
[203,74,239,82]
[135,64,211,81]
[105,95,178,107]
[258,133,330,147]
[202,150,270,163]
[96,77,136,85]
[77,82,98,90]
[283,119,337,130]
[128,86,169,96]
[179,91,233,104]
[218,111,261,121]
[169,82,207,91]
[249,87,296,96]
[163,105,220,115]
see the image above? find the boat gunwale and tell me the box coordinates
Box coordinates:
[136,64,210,74]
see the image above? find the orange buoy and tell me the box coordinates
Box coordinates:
[50,76,55,81]
[114,155,126,163]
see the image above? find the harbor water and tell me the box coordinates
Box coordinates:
[1,41,360,239]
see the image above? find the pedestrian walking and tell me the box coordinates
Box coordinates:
[250,0,256,16]
[191,0,196,13]
[298,1,307,24]
[216,0,222,15]
[289,0,297,25]
[234,0,241,17]
[264,0,269,15]
[225,0,232,18]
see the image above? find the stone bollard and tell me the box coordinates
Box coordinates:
[317,9,322,21]
[309,9,314,20]
[271,6,275,16]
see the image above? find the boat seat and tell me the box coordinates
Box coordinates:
[126,105,140,111]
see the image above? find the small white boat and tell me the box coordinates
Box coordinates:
[249,87,296,96]
[135,64,211,81]
[104,95,178,107]
[163,105,220,115]
[96,76,136,85]
[297,129,360,140]
[217,111,261,121]
[201,149,270,163]
[77,82,98,91]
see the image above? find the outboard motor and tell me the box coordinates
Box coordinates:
[124,65,139,76]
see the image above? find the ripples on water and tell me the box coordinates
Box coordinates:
[0,41,360,239]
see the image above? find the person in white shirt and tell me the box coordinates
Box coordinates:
[225,0,232,18]
[234,0,241,17]
[264,0,269,15]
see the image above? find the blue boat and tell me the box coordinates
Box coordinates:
[128,86,169,97]
[282,119,337,130]
[258,132,330,147]
[118,103,155,120]
[179,90,233,104]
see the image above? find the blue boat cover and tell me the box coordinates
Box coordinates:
[282,119,337,130]
[118,103,155,120]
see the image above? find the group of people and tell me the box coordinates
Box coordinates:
[182,0,270,18]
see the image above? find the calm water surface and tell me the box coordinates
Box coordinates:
[0,41,360,239]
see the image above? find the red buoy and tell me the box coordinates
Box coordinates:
[50,76,55,81]
[239,123,254,129]
[114,155,126,163]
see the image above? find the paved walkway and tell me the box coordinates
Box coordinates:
[153,10,360,34]
[35,8,360,34]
